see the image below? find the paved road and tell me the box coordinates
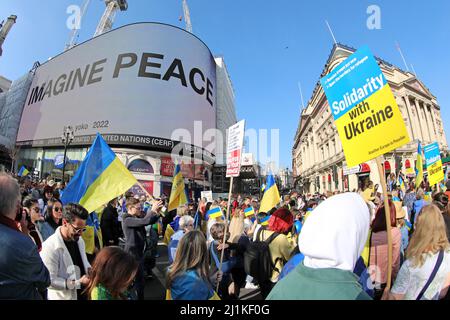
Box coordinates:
[144,242,262,300]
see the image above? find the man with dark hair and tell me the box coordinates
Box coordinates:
[40,203,91,300]
[0,173,50,299]
[122,197,163,300]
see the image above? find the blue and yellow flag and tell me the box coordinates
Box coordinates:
[398,175,406,192]
[206,207,224,220]
[244,206,255,217]
[61,133,138,213]
[259,173,280,213]
[415,142,424,189]
[168,164,188,212]
[261,184,266,192]
[260,215,271,226]
[18,166,30,177]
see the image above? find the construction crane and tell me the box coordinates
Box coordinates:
[182,0,193,33]
[93,0,128,38]
[65,0,91,51]
[0,15,17,57]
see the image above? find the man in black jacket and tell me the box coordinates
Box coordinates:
[100,198,121,246]
[122,198,163,300]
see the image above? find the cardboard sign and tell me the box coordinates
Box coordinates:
[424,142,444,186]
[226,120,246,177]
[320,46,410,167]
[201,190,213,203]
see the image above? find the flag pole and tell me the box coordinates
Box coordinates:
[216,176,234,292]
[376,156,393,289]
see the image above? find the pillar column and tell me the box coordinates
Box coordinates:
[420,101,433,143]
[405,96,424,142]
[400,97,415,140]
[427,104,438,142]
[414,98,430,143]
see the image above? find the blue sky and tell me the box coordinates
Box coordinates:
[1,0,449,170]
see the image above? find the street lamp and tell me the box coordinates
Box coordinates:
[61,126,74,184]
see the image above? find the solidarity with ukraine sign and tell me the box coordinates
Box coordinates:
[320,46,410,167]
[424,142,444,186]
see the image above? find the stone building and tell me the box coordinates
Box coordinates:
[292,44,448,194]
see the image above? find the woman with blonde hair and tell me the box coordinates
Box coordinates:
[167,230,220,300]
[384,204,450,300]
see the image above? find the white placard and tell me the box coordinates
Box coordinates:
[226,120,245,177]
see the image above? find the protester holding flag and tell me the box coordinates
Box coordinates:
[267,193,372,300]
[122,197,163,300]
[167,230,221,300]
[206,205,225,243]
[383,205,450,300]
[369,201,402,300]
[254,207,295,298]
[259,173,281,214]
[415,142,424,189]
[60,133,138,214]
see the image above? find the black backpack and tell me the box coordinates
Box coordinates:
[244,227,280,284]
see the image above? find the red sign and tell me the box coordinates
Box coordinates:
[226,149,242,177]
[160,157,176,176]
[129,180,154,197]
[160,157,200,179]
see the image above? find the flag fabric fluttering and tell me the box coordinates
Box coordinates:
[261,184,266,192]
[259,173,280,213]
[60,133,138,213]
[415,142,424,189]
[206,207,223,220]
[18,166,29,177]
[244,207,255,217]
[398,175,406,192]
[168,164,188,212]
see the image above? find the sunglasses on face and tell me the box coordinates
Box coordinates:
[53,207,62,212]
[69,223,86,234]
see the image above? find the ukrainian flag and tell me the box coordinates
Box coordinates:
[206,207,223,220]
[60,133,137,213]
[261,184,266,192]
[415,142,424,189]
[260,215,271,226]
[168,164,188,212]
[398,175,406,192]
[18,166,30,177]
[244,206,255,217]
[259,173,280,213]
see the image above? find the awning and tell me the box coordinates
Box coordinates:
[384,161,391,173]
[405,159,411,169]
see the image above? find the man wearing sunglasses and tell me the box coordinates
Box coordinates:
[40,203,91,300]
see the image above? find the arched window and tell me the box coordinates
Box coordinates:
[128,159,154,174]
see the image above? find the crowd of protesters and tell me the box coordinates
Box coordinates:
[1,170,450,300]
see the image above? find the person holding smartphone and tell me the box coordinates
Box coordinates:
[122,198,163,300]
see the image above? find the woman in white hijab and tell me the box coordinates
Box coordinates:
[267,193,372,300]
